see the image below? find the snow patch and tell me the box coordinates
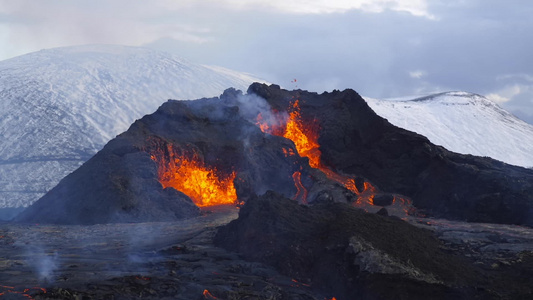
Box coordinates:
[365,92,533,168]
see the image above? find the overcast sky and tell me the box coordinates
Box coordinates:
[1,0,532,124]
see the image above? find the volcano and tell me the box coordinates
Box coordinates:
[15,83,533,226]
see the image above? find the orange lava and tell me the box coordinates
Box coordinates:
[284,100,321,168]
[257,100,321,168]
[291,278,311,287]
[0,285,46,299]
[150,143,237,207]
[256,98,413,215]
[292,171,308,204]
[203,289,218,299]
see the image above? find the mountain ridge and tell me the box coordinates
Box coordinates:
[365,91,533,168]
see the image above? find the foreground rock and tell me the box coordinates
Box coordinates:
[0,207,322,299]
[2,205,532,299]
[215,192,533,299]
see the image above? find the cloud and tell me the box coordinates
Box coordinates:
[485,83,533,123]
[502,90,533,124]
[0,0,532,123]
[486,93,510,104]
[0,0,435,59]
[497,73,533,83]
[148,0,434,17]
[409,70,427,79]
[211,0,434,17]
[486,85,523,104]
[486,75,533,123]
[0,0,213,59]
[488,84,528,105]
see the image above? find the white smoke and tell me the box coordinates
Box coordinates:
[28,248,60,282]
[235,93,288,129]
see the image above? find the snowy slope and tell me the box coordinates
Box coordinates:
[0,45,264,209]
[365,92,533,168]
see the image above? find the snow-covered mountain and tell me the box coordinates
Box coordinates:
[0,44,264,211]
[365,92,533,168]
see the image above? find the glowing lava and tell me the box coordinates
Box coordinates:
[284,100,321,168]
[0,285,46,299]
[257,100,321,168]
[256,98,413,214]
[150,143,237,207]
[292,171,308,204]
[203,289,218,299]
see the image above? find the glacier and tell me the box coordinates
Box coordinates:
[365,92,533,168]
[0,44,264,210]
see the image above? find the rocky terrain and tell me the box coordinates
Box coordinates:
[1,205,532,299]
[216,193,533,299]
[0,207,322,299]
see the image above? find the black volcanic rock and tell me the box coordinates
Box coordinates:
[247,83,533,225]
[376,207,389,216]
[214,192,494,300]
[373,194,394,207]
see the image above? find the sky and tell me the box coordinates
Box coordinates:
[1,0,532,124]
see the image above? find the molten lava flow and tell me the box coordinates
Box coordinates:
[292,171,308,204]
[256,98,414,216]
[291,278,311,287]
[256,99,319,203]
[354,181,378,206]
[257,100,321,168]
[150,143,237,207]
[0,285,46,299]
[203,289,218,299]
[321,169,379,206]
[284,100,321,168]
[393,195,415,216]
[257,99,376,203]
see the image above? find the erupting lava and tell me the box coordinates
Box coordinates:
[150,143,237,207]
[283,100,321,168]
[256,98,412,214]
[257,100,321,168]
